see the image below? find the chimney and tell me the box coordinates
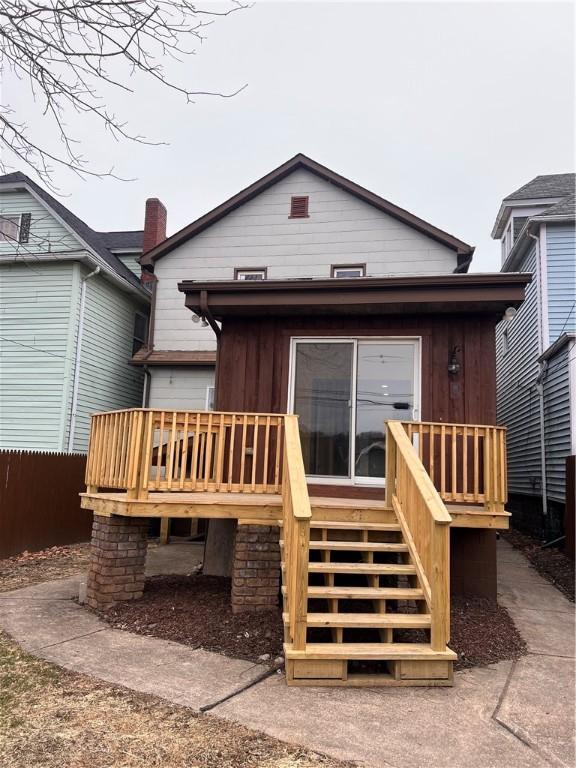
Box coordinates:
[142,198,167,254]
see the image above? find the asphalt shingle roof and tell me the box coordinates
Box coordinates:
[98,230,143,251]
[505,173,575,202]
[536,193,576,218]
[0,171,144,290]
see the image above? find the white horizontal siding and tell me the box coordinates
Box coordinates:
[154,168,458,351]
[0,189,79,256]
[0,261,77,449]
[546,224,575,343]
[116,253,142,276]
[69,269,147,451]
[543,343,572,502]
[496,244,542,497]
[148,367,215,410]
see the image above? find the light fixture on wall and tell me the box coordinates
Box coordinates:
[447,346,461,375]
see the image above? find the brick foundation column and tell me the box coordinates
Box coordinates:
[231,524,281,613]
[86,515,148,610]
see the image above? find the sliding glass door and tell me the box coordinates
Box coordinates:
[290,338,420,484]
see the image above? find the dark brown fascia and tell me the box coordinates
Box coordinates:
[130,349,217,366]
[141,154,475,266]
[178,273,532,319]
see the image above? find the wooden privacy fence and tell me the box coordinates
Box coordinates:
[402,421,507,511]
[0,450,92,558]
[86,409,285,496]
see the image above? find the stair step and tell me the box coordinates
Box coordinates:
[303,586,425,600]
[285,642,458,661]
[285,612,431,629]
[310,521,401,532]
[308,541,408,552]
[308,562,416,575]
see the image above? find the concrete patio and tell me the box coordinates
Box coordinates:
[0,539,573,768]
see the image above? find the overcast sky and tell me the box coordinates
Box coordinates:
[6,1,575,271]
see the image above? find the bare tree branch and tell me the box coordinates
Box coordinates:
[0,0,247,190]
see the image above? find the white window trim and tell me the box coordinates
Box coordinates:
[205,385,215,410]
[287,336,422,487]
[235,269,267,281]
[332,265,366,278]
[0,213,22,243]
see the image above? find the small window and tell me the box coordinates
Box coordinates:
[132,312,148,355]
[0,215,20,243]
[289,196,309,218]
[331,264,366,279]
[205,386,215,410]
[234,268,267,281]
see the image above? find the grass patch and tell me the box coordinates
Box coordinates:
[0,633,351,768]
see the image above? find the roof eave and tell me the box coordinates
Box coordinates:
[141,154,474,265]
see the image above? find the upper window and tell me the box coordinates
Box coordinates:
[0,215,20,243]
[234,268,267,281]
[132,312,148,355]
[289,196,309,218]
[331,264,366,279]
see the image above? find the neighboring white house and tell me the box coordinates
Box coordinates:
[136,154,475,412]
[493,174,576,538]
[0,172,153,452]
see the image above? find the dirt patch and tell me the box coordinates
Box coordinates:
[99,575,284,663]
[0,632,353,768]
[503,528,575,602]
[0,544,91,593]
[100,574,527,671]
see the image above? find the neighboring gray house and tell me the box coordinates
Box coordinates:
[493,174,576,537]
[0,172,154,452]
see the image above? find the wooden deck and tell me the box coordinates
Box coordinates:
[81,409,510,687]
[80,491,510,529]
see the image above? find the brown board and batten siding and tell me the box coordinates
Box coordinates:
[215,314,497,425]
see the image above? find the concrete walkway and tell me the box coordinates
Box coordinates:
[0,540,573,768]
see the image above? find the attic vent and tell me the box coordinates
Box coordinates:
[289,196,309,219]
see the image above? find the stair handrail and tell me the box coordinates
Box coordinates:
[281,415,311,651]
[385,420,451,651]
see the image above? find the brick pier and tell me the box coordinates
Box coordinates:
[85,515,148,610]
[231,524,281,613]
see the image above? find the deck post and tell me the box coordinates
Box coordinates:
[385,422,397,508]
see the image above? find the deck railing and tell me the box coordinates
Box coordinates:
[86,409,285,496]
[385,421,451,650]
[281,416,312,650]
[402,421,507,512]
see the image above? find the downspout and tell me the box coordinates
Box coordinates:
[142,364,152,407]
[67,266,101,453]
[528,227,548,520]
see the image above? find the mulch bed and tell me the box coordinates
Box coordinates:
[100,574,528,671]
[99,575,284,663]
[502,528,575,602]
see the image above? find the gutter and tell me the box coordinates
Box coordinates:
[67,266,101,452]
[1,250,149,300]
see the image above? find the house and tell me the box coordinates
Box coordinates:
[80,155,530,686]
[493,174,575,540]
[0,173,163,452]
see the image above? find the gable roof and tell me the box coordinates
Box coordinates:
[504,173,575,202]
[0,171,145,291]
[140,154,474,268]
[492,173,575,239]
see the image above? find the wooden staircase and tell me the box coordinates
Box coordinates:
[280,420,457,687]
[281,515,456,686]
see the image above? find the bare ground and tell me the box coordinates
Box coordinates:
[0,544,91,593]
[0,632,352,768]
